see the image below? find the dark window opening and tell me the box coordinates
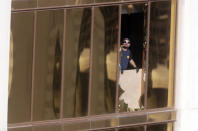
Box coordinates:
[121,5,145,69]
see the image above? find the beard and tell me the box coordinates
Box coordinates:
[123,46,128,49]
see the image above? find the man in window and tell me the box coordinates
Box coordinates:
[120,38,137,72]
[119,38,142,112]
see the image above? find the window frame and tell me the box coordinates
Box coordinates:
[9,0,177,130]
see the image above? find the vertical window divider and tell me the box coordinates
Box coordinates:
[31,10,37,122]
[88,6,95,116]
[144,124,147,131]
[115,4,122,114]
[60,9,67,119]
[144,1,151,111]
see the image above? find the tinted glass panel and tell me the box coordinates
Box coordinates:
[65,0,92,5]
[12,0,37,9]
[9,127,32,131]
[63,8,91,118]
[8,12,34,123]
[38,0,65,7]
[33,10,64,121]
[147,123,173,131]
[147,1,172,109]
[64,120,90,131]
[91,6,119,115]
[38,0,92,7]
[95,0,119,3]
[148,111,176,123]
[91,118,118,129]
[119,114,147,126]
[119,126,144,131]
[119,4,147,112]
[95,129,115,131]
[33,125,61,131]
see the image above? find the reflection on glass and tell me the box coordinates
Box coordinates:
[147,111,176,123]
[119,4,147,112]
[91,118,118,129]
[91,6,118,115]
[147,123,173,131]
[95,0,119,3]
[38,0,92,7]
[63,8,91,118]
[119,114,147,126]
[64,120,90,131]
[33,10,64,121]
[38,0,65,7]
[8,12,34,123]
[33,125,61,131]
[119,126,144,131]
[9,127,32,131]
[147,1,172,109]
[95,129,115,131]
[12,0,37,9]
[65,0,92,5]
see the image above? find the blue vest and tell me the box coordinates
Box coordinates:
[120,49,132,70]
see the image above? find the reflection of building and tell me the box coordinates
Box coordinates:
[1,0,198,131]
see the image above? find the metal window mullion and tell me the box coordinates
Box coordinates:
[115,5,122,113]
[144,125,147,131]
[88,6,95,116]
[60,9,67,120]
[144,1,151,111]
[31,10,37,122]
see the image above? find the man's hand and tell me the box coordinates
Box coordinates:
[136,68,139,73]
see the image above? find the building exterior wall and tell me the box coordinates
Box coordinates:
[174,0,198,131]
[1,0,198,131]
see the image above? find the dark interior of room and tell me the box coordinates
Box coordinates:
[121,12,145,69]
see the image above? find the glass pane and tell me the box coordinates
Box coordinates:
[38,0,92,7]
[65,0,92,5]
[91,118,118,129]
[63,8,91,118]
[9,127,32,131]
[33,10,64,121]
[147,1,172,109]
[147,111,176,123]
[95,129,115,131]
[38,0,65,7]
[12,0,37,9]
[119,4,147,112]
[95,0,120,3]
[147,123,173,131]
[64,120,90,131]
[119,126,144,131]
[119,114,147,126]
[8,12,34,123]
[33,125,61,131]
[91,6,119,115]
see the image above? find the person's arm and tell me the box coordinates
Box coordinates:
[129,59,137,68]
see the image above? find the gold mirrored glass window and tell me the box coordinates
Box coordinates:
[33,9,64,121]
[119,126,144,131]
[9,0,176,130]
[147,1,173,109]
[9,127,32,131]
[63,7,91,118]
[8,12,34,123]
[33,125,61,131]
[147,123,173,131]
[38,0,93,7]
[91,6,119,115]
[12,0,37,9]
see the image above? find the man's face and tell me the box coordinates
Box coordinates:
[122,40,131,49]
